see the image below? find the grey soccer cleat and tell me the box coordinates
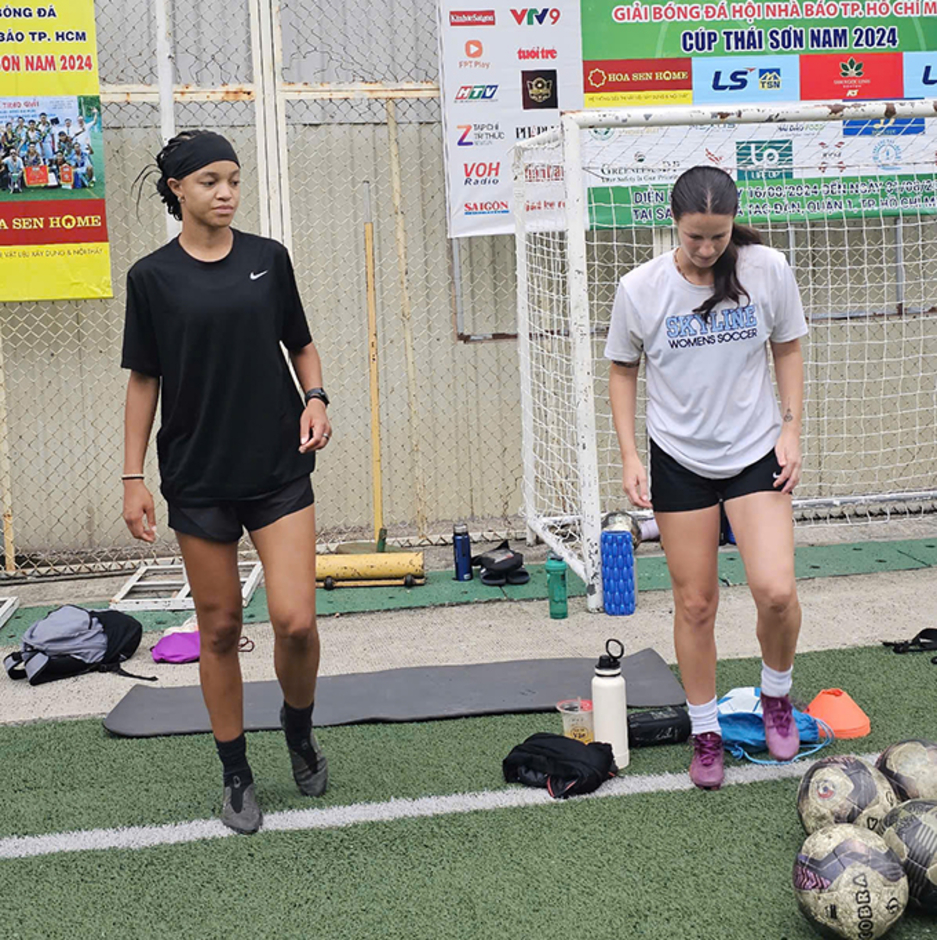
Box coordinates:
[221,777,263,834]
[602,510,643,547]
[281,706,329,797]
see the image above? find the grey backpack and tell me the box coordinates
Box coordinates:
[3,605,153,685]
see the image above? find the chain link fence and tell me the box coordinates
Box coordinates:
[0,0,522,579]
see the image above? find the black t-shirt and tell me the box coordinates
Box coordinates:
[121,230,316,506]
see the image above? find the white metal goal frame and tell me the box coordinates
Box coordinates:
[514,99,937,612]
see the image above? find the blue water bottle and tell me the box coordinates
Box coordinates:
[453,523,473,581]
[601,529,636,615]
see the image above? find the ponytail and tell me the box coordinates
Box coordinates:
[670,166,763,321]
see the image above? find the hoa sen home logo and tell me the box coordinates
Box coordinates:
[449,9,495,25]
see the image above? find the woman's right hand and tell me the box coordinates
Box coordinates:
[622,454,652,509]
[123,481,158,542]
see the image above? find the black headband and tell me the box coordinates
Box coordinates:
[161,132,239,182]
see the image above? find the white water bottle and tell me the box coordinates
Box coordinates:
[592,638,629,771]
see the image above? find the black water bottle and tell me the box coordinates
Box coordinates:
[453,523,473,581]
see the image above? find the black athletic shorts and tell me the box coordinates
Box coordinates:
[649,438,783,513]
[168,475,314,543]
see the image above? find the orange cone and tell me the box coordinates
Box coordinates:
[806,688,871,739]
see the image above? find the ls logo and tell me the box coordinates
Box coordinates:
[711,68,754,91]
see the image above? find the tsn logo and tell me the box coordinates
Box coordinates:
[511,8,561,24]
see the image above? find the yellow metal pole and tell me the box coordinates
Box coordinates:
[386,98,428,539]
[0,326,15,573]
[363,182,384,543]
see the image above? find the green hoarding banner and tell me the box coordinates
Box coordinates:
[581,0,937,60]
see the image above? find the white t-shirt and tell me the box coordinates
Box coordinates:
[604,243,808,479]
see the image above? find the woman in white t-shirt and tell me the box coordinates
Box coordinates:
[606,166,808,791]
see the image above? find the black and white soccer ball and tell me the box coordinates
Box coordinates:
[877,799,937,914]
[798,755,899,835]
[876,739,937,801]
[793,825,909,939]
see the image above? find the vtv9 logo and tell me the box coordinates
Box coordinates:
[510,8,561,24]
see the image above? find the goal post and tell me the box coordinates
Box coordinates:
[515,100,937,612]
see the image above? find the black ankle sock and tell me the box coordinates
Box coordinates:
[283,700,315,749]
[215,733,254,792]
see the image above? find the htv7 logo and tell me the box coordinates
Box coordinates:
[511,8,561,24]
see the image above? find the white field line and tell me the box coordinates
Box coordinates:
[0,752,878,861]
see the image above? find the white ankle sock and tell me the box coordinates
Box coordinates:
[687,697,721,737]
[761,662,793,698]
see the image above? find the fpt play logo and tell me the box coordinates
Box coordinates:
[510,7,561,24]
[736,140,793,181]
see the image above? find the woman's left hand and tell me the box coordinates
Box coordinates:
[299,400,331,453]
[774,427,802,494]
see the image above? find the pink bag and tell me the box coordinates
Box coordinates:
[151,629,200,664]
[150,629,253,664]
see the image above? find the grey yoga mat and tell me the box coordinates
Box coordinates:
[103,648,685,738]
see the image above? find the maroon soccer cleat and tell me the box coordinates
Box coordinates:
[689,732,725,790]
[762,692,800,762]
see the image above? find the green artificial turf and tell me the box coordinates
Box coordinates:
[0,644,934,840]
[1,643,936,939]
[3,779,937,940]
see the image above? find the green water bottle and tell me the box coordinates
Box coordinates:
[545,553,568,619]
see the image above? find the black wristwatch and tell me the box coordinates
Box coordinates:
[304,387,330,408]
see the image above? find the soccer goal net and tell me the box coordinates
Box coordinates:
[514,101,937,611]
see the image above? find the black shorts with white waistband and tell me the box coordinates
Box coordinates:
[168,475,314,543]
[649,439,782,513]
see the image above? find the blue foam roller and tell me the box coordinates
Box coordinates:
[601,529,636,615]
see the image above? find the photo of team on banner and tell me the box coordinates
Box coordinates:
[0,99,98,196]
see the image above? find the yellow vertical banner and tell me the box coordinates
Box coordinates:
[0,0,111,301]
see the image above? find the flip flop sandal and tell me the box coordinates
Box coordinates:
[883,629,937,664]
[505,567,530,585]
[479,567,507,587]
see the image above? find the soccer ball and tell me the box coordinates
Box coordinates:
[877,800,937,914]
[798,755,899,835]
[793,825,909,939]
[876,740,937,801]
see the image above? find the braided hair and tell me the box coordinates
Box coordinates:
[132,130,216,220]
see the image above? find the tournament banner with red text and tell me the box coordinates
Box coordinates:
[439,0,937,236]
[0,0,111,301]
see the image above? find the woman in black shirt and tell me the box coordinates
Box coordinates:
[122,131,330,834]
